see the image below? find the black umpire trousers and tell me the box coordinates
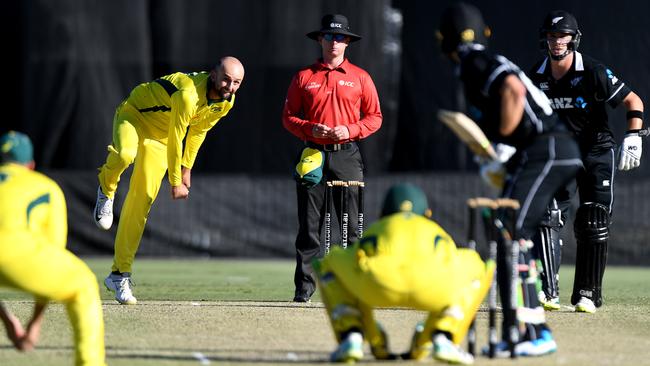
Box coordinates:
[293,143,363,299]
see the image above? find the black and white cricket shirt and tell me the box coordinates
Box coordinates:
[529,51,631,150]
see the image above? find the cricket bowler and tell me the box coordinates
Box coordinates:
[93,57,244,305]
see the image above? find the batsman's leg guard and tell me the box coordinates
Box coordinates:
[571,203,609,307]
[534,205,563,303]
[312,259,364,343]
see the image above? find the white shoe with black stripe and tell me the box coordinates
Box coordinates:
[94,186,113,230]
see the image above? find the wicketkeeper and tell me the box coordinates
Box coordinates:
[313,183,494,364]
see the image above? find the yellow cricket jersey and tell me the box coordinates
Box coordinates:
[357,212,457,263]
[349,212,461,294]
[126,71,235,186]
[0,163,67,248]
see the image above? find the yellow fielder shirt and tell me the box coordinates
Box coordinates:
[126,71,235,186]
[0,163,67,248]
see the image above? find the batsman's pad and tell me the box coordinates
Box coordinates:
[571,203,609,307]
[294,147,324,188]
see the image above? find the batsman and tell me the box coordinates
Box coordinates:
[93,57,245,304]
[314,183,494,364]
[437,2,584,357]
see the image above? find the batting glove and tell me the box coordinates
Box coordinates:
[477,144,516,191]
[480,160,506,190]
[618,130,642,171]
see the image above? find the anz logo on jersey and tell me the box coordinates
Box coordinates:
[549,96,587,109]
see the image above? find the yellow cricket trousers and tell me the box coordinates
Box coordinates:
[317,247,494,346]
[0,232,106,366]
[98,101,168,273]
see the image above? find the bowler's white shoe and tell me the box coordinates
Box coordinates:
[104,272,137,305]
[94,186,114,230]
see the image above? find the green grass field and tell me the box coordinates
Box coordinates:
[1,258,649,365]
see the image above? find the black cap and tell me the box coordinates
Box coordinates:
[306,14,362,42]
[437,2,490,54]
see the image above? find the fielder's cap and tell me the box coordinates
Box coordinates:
[381,183,429,217]
[0,131,33,164]
[306,14,362,42]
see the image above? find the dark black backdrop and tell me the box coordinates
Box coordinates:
[2,0,649,176]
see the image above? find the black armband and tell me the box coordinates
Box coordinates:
[626,110,644,121]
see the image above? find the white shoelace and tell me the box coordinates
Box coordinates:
[118,277,134,298]
[98,195,113,216]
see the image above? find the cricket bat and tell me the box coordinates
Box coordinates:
[437,109,497,160]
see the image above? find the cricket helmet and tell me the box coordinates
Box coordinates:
[437,2,491,55]
[0,130,33,164]
[381,183,431,218]
[539,10,581,59]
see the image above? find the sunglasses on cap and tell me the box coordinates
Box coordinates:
[322,33,348,42]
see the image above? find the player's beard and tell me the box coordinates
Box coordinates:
[218,88,232,100]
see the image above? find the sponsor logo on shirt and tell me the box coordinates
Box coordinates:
[210,105,223,112]
[549,97,574,109]
[338,80,355,87]
[602,180,610,187]
[549,97,588,109]
[305,82,321,90]
[606,69,619,85]
[570,76,583,87]
[539,82,549,90]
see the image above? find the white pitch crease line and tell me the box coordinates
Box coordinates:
[193,352,210,365]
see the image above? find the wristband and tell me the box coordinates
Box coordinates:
[626,110,644,121]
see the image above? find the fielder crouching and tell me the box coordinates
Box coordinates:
[313,183,494,364]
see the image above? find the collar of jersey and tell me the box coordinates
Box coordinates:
[314,58,349,73]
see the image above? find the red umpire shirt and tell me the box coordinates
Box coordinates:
[282,58,382,143]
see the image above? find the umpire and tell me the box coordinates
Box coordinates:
[530,10,645,313]
[282,14,383,302]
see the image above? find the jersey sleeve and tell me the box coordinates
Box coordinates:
[181,97,235,169]
[282,74,313,140]
[593,64,631,108]
[167,82,199,186]
[347,72,382,139]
